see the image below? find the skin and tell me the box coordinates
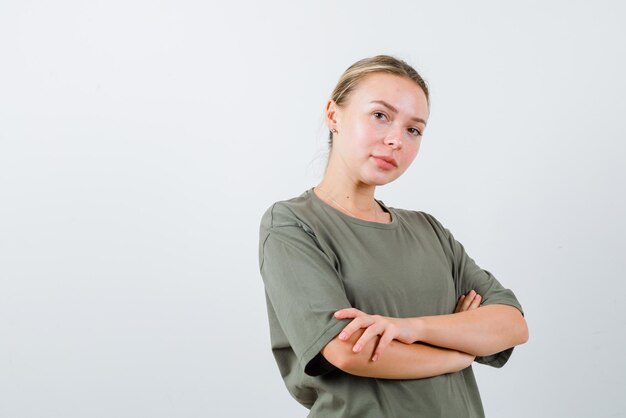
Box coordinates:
[323,291,482,380]
[316,72,529,376]
[315,72,429,221]
[322,290,485,379]
[334,299,527,361]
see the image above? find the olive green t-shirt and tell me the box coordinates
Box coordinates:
[258,188,524,418]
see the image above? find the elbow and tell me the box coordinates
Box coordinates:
[320,329,369,373]
[509,308,529,346]
[489,306,529,352]
[320,338,352,371]
[501,305,529,347]
[518,316,529,345]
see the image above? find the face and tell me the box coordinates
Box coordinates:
[326,72,429,186]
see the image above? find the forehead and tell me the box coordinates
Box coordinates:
[348,72,429,117]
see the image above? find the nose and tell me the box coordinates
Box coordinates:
[384,127,403,150]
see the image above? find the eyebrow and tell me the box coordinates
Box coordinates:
[370,100,427,125]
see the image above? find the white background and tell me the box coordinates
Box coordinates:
[1,1,625,417]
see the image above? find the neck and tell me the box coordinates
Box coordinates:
[315,163,384,222]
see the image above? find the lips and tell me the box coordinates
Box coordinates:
[371,155,398,168]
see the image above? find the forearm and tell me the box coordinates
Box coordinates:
[321,328,474,380]
[408,304,528,356]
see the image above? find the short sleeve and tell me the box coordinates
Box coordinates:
[424,212,524,368]
[259,209,352,376]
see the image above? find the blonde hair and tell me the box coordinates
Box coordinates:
[328,55,429,148]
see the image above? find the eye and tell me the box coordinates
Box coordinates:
[373,112,388,121]
[408,127,423,137]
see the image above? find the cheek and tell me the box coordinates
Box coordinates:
[354,117,381,139]
[414,140,422,154]
[404,142,421,163]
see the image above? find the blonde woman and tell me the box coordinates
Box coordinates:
[258,55,528,418]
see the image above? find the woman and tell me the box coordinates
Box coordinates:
[258,55,528,417]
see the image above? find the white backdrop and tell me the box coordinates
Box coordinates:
[1,1,625,417]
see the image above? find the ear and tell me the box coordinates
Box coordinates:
[325,99,339,131]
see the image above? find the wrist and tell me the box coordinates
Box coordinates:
[460,351,476,370]
[405,316,425,343]
[444,349,474,373]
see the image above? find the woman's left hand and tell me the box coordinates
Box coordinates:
[333,308,416,362]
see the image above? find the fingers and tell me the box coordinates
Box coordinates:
[332,309,411,362]
[456,290,482,313]
[334,308,363,319]
[352,323,381,353]
[459,290,475,311]
[468,293,482,310]
[454,295,466,313]
[352,320,398,362]
[372,331,395,362]
[337,315,373,342]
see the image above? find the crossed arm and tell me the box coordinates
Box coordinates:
[320,291,529,379]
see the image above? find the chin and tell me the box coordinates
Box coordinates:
[363,173,400,186]
[356,162,405,185]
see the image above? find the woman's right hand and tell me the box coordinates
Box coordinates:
[453,290,482,367]
[456,349,477,370]
[454,289,482,313]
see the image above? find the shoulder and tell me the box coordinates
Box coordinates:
[259,189,317,233]
[258,191,329,268]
